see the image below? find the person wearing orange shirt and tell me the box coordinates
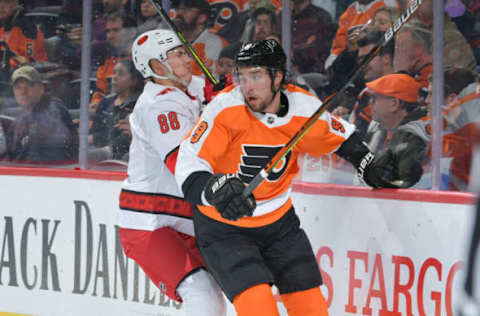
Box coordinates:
[89,12,137,110]
[174,0,225,77]
[175,39,419,316]
[422,68,479,191]
[0,0,47,73]
[325,0,386,70]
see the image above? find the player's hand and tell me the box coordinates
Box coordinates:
[203,74,233,104]
[204,173,256,221]
[358,149,422,189]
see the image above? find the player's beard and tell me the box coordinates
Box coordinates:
[246,97,269,113]
[245,90,278,113]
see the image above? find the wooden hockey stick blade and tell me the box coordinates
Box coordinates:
[149,0,217,85]
[242,0,424,197]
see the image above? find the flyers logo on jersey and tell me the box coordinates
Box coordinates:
[238,145,292,183]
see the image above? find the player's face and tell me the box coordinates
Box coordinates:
[167,46,193,84]
[237,66,275,113]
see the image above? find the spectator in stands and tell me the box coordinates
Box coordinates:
[136,0,162,34]
[5,65,78,163]
[393,21,432,87]
[103,0,128,15]
[333,31,394,138]
[251,6,276,41]
[46,1,105,72]
[90,60,143,161]
[217,0,272,44]
[364,73,426,186]
[370,6,399,32]
[358,32,394,82]
[406,0,477,72]
[89,12,137,111]
[216,41,242,77]
[47,23,83,73]
[277,0,335,74]
[173,0,224,77]
[422,68,479,191]
[325,0,386,70]
[0,0,47,81]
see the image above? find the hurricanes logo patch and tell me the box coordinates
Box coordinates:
[238,145,292,184]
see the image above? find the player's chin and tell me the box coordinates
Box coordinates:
[247,100,264,112]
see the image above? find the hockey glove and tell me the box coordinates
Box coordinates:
[358,148,422,189]
[203,74,233,104]
[204,173,256,221]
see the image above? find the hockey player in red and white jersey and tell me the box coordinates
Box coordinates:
[117,29,226,316]
[175,39,418,316]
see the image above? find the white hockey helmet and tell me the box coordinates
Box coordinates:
[132,29,183,79]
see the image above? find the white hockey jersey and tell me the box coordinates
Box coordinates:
[118,81,202,236]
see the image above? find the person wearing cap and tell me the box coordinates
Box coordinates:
[216,41,242,77]
[367,73,424,130]
[173,0,225,77]
[365,72,427,187]
[4,65,78,164]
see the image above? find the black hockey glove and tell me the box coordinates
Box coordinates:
[204,173,256,221]
[358,148,422,188]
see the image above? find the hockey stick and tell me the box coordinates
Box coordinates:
[149,0,218,85]
[242,0,423,197]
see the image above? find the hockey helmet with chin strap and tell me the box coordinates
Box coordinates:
[132,29,189,86]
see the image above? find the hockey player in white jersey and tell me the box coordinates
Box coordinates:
[117,29,226,316]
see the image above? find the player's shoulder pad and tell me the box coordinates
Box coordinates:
[202,85,245,117]
[142,84,192,113]
[283,84,323,117]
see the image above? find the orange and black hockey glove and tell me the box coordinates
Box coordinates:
[204,173,256,221]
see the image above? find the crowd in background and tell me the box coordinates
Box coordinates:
[0,0,478,191]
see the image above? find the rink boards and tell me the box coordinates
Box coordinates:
[0,168,476,316]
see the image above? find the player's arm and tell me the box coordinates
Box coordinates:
[175,100,228,204]
[335,131,422,188]
[175,101,255,220]
[143,99,197,174]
